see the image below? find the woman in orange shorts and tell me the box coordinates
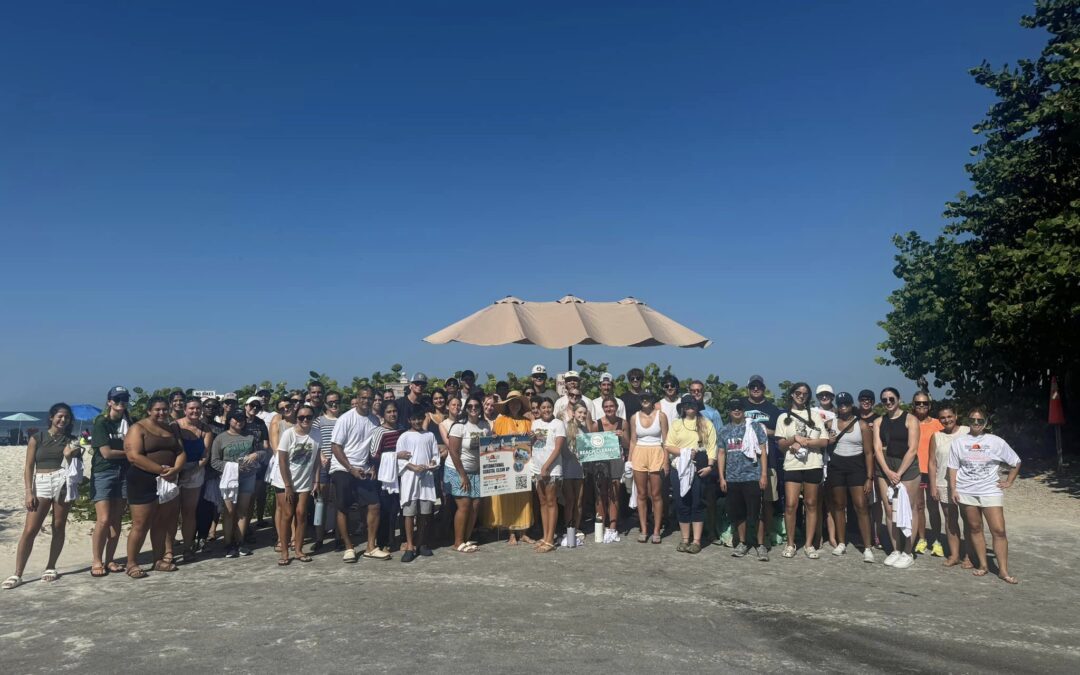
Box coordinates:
[628,390,669,543]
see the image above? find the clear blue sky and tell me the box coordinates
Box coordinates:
[0,1,1046,409]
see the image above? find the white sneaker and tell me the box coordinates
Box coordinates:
[883,551,901,567]
[576,531,585,544]
[560,535,568,547]
[609,529,621,543]
[602,529,613,544]
[832,543,847,556]
[863,548,876,564]
[893,552,914,569]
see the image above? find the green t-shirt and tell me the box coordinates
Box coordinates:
[90,414,129,474]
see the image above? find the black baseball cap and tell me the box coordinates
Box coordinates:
[256,388,273,397]
[725,397,744,411]
[107,386,130,402]
[858,389,875,402]
[639,389,656,402]
[747,374,765,388]
[836,392,854,406]
[227,410,246,424]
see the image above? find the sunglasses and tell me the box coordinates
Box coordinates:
[466,404,481,410]
[882,397,897,403]
[792,391,809,397]
[968,417,987,425]
[913,401,930,407]
[663,384,676,389]
[247,403,262,410]
[325,400,340,406]
[629,376,643,382]
[817,393,833,398]
[297,415,314,421]
[290,399,302,404]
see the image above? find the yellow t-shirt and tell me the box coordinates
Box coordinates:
[774,409,829,471]
[664,417,717,462]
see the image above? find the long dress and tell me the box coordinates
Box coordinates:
[481,415,533,530]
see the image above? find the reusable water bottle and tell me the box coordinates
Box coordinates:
[594,520,604,543]
[313,493,325,527]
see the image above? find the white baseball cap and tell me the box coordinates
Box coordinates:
[563,370,580,380]
[815,384,834,396]
[599,372,614,383]
[531,364,547,376]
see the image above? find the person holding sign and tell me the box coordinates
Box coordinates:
[663,395,717,554]
[446,395,490,553]
[593,396,629,543]
[397,409,440,563]
[531,398,566,552]
[483,392,535,545]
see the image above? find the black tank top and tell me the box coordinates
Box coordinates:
[879,412,909,460]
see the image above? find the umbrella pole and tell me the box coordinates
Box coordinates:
[568,346,573,372]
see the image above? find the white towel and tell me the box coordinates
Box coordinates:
[742,420,762,461]
[675,448,695,497]
[377,452,400,495]
[219,462,240,503]
[890,484,912,538]
[157,474,179,504]
[625,461,637,509]
[265,454,280,487]
[65,455,84,504]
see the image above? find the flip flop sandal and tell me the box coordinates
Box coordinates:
[107,562,124,574]
[972,568,989,577]
[90,564,108,578]
[534,541,557,553]
[41,569,59,582]
[153,561,179,572]
[637,534,648,543]
[277,558,291,566]
[295,553,313,563]
[999,574,1019,585]
[126,567,148,579]
[651,534,662,544]
[2,575,22,589]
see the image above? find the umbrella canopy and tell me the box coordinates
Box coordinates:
[424,295,710,368]
[71,405,103,421]
[2,413,39,422]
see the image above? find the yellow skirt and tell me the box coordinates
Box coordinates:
[482,492,533,530]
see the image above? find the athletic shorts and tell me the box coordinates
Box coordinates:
[90,464,128,502]
[401,499,434,517]
[883,455,921,482]
[127,466,159,506]
[34,469,68,502]
[784,467,823,484]
[825,454,867,489]
[919,472,931,489]
[958,493,1004,508]
[331,472,379,510]
[179,464,205,489]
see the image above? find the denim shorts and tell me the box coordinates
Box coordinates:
[444,465,480,499]
[238,470,258,495]
[90,464,128,502]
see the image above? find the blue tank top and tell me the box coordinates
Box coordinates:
[182,436,206,463]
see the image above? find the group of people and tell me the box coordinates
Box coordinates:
[3,366,1023,589]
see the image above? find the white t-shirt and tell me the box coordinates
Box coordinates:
[396,430,439,503]
[328,408,380,474]
[947,433,1020,497]
[553,395,591,422]
[659,398,680,431]
[590,396,626,421]
[257,410,279,428]
[774,409,830,471]
[272,427,319,492]
[447,419,491,473]
[931,426,970,487]
[530,417,566,478]
[810,407,838,435]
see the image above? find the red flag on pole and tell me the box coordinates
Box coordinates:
[1049,376,1065,425]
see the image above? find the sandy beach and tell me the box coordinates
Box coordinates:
[2,446,1079,673]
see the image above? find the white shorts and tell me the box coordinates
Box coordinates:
[179,464,205,489]
[34,469,68,501]
[958,493,1004,508]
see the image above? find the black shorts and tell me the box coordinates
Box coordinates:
[126,466,159,506]
[784,468,824,484]
[882,455,921,482]
[331,472,379,510]
[826,454,868,488]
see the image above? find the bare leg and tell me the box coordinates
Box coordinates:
[900,477,920,554]
[963,504,989,575]
[803,483,820,550]
[180,488,199,553]
[126,503,154,572]
[982,506,1014,582]
[366,505,380,553]
[783,481,802,547]
[221,500,237,546]
[403,514,415,550]
[830,486,848,546]
[235,494,253,545]
[45,500,71,570]
[92,499,112,569]
[943,501,963,565]
[14,498,52,577]
[849,486,872,551]
[648,473,663,537]
[151,500,175,565]
[453,497,472,548]
[293,493,310,555]
[277,494,295,561]
[876,477,897,551]
[105,498,124,566]
[633,471,649,534]
[925,486,941,545]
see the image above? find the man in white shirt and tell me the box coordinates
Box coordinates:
[329,386,390,561]
[590,372,626,420]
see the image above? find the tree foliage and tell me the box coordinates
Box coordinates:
[879,0,1080,428]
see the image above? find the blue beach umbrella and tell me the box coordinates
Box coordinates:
[70,405,102,421]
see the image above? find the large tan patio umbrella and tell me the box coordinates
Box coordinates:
[424,295,711,370]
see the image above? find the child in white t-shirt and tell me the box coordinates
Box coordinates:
[397,410,440,563]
